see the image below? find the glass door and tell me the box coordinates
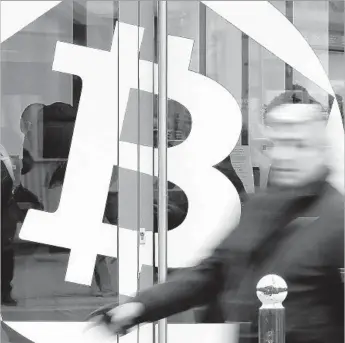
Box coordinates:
[1,0,159,329]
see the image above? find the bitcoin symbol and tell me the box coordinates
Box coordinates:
[19,22,242,289]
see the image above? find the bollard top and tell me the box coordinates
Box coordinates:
[256,274,288,308]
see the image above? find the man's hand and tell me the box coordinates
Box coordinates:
[88,302,145,336]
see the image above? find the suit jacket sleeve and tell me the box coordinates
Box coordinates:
[130,195,262,324]
[131,235,232,323]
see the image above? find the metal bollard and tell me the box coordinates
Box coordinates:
[256,274,288,343]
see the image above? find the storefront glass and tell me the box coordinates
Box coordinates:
[1,2,344,341]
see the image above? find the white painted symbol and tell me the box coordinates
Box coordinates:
[19,21,242,291]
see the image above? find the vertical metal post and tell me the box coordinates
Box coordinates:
[256,274,288,343]
[198,2,207,76]
[157,1,168,343]
[285,1,294,91]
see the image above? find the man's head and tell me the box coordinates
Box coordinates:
[20,103,44,135]
[263,87,329,188]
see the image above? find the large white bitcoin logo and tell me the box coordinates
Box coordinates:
[19,22,242,290]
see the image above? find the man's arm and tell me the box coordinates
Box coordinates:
[130,192,273,323]
[128,233,233,324]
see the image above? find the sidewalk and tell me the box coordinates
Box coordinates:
[2,295,124,321]
[2,250,195,323]
[2,250,121,321]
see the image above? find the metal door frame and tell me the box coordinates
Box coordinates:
[157,2,168,343]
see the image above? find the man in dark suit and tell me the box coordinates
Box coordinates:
[90,89,344,343]
[1,147,25,306]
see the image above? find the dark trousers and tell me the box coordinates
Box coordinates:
[1,247,14,298]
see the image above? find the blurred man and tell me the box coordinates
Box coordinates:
[90,90,344,343]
